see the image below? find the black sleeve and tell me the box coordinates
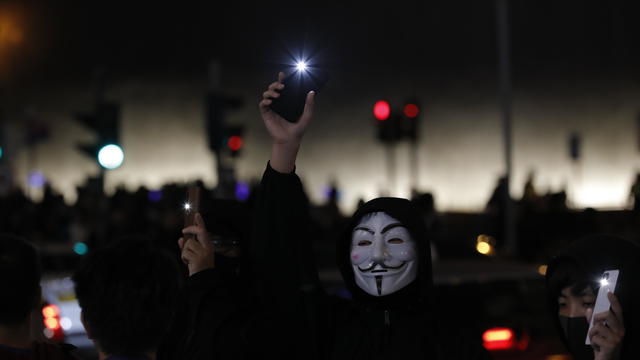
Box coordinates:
[247,162,327,358]
[250,162,323,301]
[159,268,250,360]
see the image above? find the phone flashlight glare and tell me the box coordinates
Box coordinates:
[600,277,609,286]
[296,61,308,72]
[183,203,192,212]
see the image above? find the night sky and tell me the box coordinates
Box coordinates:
[6,1,640,76]
[2,1,640,211]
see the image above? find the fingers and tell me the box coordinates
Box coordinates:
[585,307,594,323]
[278,71,285,82]
[178,237,185,251]
[259,81,284,114]
[298,90,315,126]
[263,90,280,100]
[608,292,624,328]
[194,213,207,230]
[181,245,197,264]
[183,239,202,254]
[590,322,623,349]
[594,310,625,338]
[182,225,199,236]
[259,98,272,114]
[267,81,284,93]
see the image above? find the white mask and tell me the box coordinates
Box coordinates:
[350,212,418,296]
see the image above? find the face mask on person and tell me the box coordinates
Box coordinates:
[559,315,594,360]
[350,212,418,296]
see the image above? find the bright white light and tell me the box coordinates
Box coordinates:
[296,61,307,72]
[98,144,125,170]
[60,317,72,330]
[184,203,191,211]
[600,278,609,286]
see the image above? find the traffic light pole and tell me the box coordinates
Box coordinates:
[497,0,517,258]
[385,143,396,195]
[206,60,243,199]
[409,138,418,194]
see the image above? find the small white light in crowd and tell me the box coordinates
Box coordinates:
[60,317,72,330]
[600,278,609,286]
[184,203,191,211]
[296,61,307,72]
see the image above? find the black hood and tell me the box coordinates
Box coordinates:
[545,235,640,358]
[336,197,434,308]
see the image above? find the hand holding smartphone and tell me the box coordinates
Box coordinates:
[269,66,329,122]
[586,269,619,345]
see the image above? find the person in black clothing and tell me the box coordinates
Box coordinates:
[546,235,640,360]
[250,72,490,359]
[73,236,182,360]
[0,233,77,360]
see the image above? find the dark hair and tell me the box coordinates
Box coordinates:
[547,257,598,301]
[73,236,183,356]
[0,234,41,325]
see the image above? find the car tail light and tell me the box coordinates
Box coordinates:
[42,304,65,342]
[482,327,529,351]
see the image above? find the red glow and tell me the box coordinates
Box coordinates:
[482,328,515,350]
[228,136,243,151]
[42,305,60,318]
[403,103,419,118]
[45,317,60,330]
[373,101,391,121]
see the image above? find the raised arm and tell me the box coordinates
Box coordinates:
[249,73,325,356]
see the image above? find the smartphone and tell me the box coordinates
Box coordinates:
[270,67,329,122]
[586,269,619,345]
[183,186,201,241]
[211,235,240,248]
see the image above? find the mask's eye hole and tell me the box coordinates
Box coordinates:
[388,238,404,244]
[357,240,372,246]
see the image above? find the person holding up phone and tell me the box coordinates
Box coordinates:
[545,235,640,360]
[251,72,490,359]
[159,208,256,360]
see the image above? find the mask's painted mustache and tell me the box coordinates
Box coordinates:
[358,261,406,272]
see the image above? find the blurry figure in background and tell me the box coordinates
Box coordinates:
[629,172,640,211]
[73,236,182,360]
[545,235,640,360]
[0,233,77,360]
[522,171,538,204]
[411,192,439,262]
[485,175,508,253]
[486,175,508,215]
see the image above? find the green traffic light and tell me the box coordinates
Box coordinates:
[97,144,124,169]
[74,242,88,255]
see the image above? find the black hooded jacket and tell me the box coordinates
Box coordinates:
[545,235,640,359]
[248,163,490,360]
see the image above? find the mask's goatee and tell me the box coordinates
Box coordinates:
[376,275,383,296]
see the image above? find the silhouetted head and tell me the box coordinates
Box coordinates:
[73,236,183,357]
[0,234,41,326]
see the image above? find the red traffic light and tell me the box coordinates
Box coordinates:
[227,136,243,151]
[373,101,391,121]
[403,103,419,118]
